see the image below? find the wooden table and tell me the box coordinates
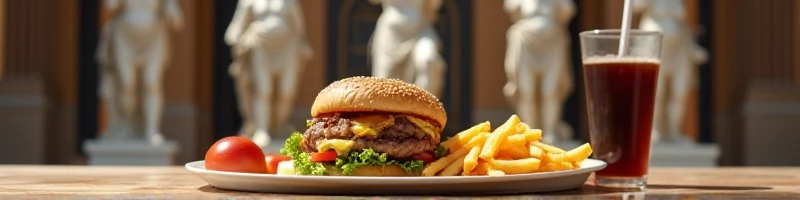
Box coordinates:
[0,165,798,199]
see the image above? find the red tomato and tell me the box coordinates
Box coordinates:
[310,150,338,162]
[265,154,292,174]
[412,152,436,163]
[205,136,267,174]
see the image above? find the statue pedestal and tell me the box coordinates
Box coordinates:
[84,139,179,166]
[650,143,720,167]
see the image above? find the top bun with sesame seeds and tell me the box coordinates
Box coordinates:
[310,76,447,127]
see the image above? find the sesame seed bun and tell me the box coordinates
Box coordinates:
[310,76,447,128]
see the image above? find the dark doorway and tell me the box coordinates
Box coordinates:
[566,0,582,141]
[212,0,242,141]
[697,0,713,143]
[327,0,473,136]
[76,0,100,155]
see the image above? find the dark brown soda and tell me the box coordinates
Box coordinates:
[583,58,659,177]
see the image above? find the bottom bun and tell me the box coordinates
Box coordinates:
[324,164,421,176]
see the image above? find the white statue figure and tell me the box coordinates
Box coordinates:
[636,0,708,143]
[96,0,183,145]
[225,0,313,148]
[369,0,447,98]
[503,0,576,144]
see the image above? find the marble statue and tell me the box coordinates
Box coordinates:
[225,0,313,148]
[369,0,447,98]
[636,0,708,143]
[96,0,183,146]
[503,0,576,144]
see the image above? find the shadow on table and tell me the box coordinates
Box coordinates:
[196,184,772,197]
[197,184,623,197]
[198,185,234,193]
[538,185,628,195]
[646,184,772,191]
[198,185,267,195]
[198,185,315,198]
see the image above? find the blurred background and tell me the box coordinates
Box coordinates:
[0,0,797,167]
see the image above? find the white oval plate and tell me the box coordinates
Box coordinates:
[185,159,606,195]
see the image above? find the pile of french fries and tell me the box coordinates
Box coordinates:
[422,115,594,176]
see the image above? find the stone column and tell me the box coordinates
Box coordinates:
[0,0,51,164]
[737,0,800,166]
[0,0,4,79]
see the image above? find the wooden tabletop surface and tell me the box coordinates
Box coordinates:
[0,165,798,199]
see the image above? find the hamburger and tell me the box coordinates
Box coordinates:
[279,76,449,176]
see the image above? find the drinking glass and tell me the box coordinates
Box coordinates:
[579,29,662,190]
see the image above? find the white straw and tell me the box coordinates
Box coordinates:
[618,0,634,56]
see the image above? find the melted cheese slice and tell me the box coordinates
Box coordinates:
[405,116,440,140]
[316,139,355,155]
[350,115,395,137]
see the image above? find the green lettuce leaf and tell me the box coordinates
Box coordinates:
[334,148,425,175]
[434,142,449,158]
[397,160,425,173]
[280,132,326,175]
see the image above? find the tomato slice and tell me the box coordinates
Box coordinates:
[412,152,436,163]
[265,154,292,174]
[310,150,338,162]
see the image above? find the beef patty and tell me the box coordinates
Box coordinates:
[301,113,440,158]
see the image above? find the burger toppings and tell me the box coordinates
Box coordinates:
[405,115,440,140]
[334,148,425,175]
[412,152,436,163]
[302,113,440,158]
[434,142,449,158]
[315,139,355,156]
[280,133,327,175]
[281,132,426,175]
[350,115,395,137]
[349,114,439,139]
[310,150,338,162]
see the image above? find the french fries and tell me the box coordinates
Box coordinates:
[497,143,530,159]
[468,161,490,176]
[569,143,594,161]
[521,128,543,142]
[463,146,482,174]
[443,121,491,151]
[479,115,520,159]
[531,142,566,154]
[543,143,594,163]
[540,162,575,172]
[422,134,488,176]
[422,115,594,177]
[505,134,529,146]
[440,156,466,176]
[487,166,506,176]
[488,157,541,174]
[529,145,545,159]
